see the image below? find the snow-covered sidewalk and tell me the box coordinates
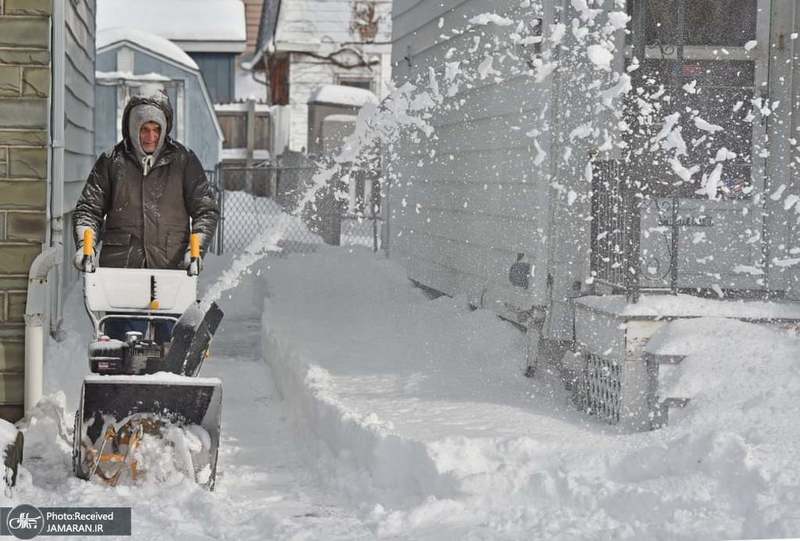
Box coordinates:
[7,258,375,541]
[5,243,800,540]
[260,247,800,540]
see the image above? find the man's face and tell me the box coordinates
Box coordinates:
[139,121,162,154]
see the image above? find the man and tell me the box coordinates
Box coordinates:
[73,90,219,272]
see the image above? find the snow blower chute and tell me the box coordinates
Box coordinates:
[72,232,224,489]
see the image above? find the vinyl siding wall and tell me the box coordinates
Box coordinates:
[389,0,615,338]
[63,0,96,213]
[389,0,555,326]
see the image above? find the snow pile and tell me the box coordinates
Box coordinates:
[74,413,213,486]
[469,13,514,27]
[0,416,20,444]
[259,248,800,539]
[578,293,800,320]
[309,85,378,108]
[95,70,172,83]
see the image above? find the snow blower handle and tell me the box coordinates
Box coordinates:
[188,233,201,276]
[82,228,96,273]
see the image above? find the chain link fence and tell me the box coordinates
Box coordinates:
[211,154,383,255]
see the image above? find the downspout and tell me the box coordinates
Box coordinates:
[51,0,66,251]
[760,3,775,297]
[25,0,66,416]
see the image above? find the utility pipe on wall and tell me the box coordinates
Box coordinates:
[24,247,62,416]
[25,0,67,416]
[48,0,67,336]
[51,0,65,239]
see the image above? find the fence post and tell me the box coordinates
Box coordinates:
[217,163,225,255]
[370,177,379,252]
[669,196,679,295]
[245,99,256,194]
[270,158,279,201]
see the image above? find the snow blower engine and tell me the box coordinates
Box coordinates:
[72,231,224,489]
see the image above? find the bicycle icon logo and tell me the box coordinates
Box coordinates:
[6,505,44,540]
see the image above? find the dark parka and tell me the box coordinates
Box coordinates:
[73,95,219,269]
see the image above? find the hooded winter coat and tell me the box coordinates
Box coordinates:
[73,93,219,269]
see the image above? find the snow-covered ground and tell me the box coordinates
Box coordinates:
[4,241,800,539]
[6,4,799,539]
[255,248,800,540]
[4,255,378,540]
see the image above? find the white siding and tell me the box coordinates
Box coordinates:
[388,0,554,321]
[389,0,620,338]
[56,0,96,336]
[276,0,394,152]
[277,0,392,49]
[287,51,391,152]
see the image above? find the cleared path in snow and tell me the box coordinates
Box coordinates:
[4,268,375,541]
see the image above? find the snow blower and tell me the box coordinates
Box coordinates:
[72,232,224,489]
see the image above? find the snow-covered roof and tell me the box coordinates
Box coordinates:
[221,148,272,160]
[97,0,247,53]
[322,114,358,124]
[95,70,173,83]
[215,102,273,113]
[308,85,377,107]
[97,28,199,70]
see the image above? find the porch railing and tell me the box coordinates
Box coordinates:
[590,160,686,303]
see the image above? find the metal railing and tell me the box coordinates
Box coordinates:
[590,160,644,302]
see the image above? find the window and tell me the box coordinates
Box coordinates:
[628,0,757,48]
[269,55,290,106]
[624,0,760,199]
[337,77,374,92]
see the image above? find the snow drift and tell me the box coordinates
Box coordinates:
[260,248,800,540]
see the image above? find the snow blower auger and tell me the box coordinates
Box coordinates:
[72,232,224,489]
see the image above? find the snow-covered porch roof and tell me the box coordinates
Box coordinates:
[97,0,247,53]
[308,85,377,108]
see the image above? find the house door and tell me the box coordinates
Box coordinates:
[630,0,774,292]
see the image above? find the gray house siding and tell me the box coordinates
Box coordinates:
[389,0,554,326]
[62,0,96,295]
[64,0,96,212]
[188,52,235,104]
[390,0,800,343]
